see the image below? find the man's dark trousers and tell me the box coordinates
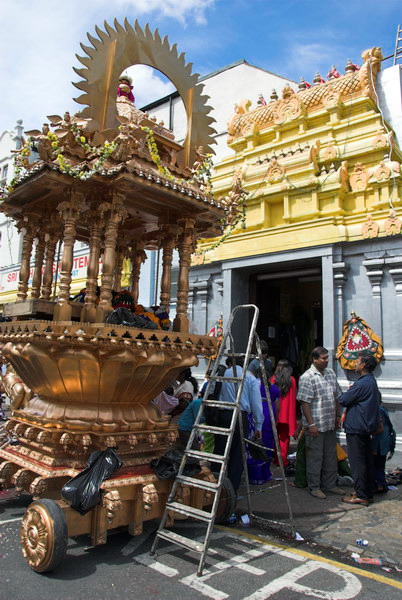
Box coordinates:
[214,410,248,492]
[346,433,375,500]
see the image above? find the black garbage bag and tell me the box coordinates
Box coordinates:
[150,448,201,480]
[106,307,157,329]
[61,449,123,515]
[246,435,270,462]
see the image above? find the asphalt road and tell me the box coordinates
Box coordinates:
[1,493,402,600]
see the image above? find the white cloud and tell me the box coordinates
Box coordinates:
[112,0,215,25]
[278,41,349,83]
[123,65,176,106]
[0,0,215,132]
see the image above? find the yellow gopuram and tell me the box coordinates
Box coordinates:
[200,46,401,262]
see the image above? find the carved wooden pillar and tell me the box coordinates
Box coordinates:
[113,242,126,293]
[96,195,127,322]
[173,218,196,332]
[81,209,104,323]
[159,226,177,310]
[17,222,36,302]
[40,232,59,300]
[130,241,147,305]
[30,233,46,299]
[54,194,83,321]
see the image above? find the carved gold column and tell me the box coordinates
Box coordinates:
[54,194,83,321]
[130,240,147,305]
[173,218,196,332]
[113,241,127,293]
[81,209,104,323]
[96,195,127,322]
[30,233,46,299]
[40,232,59,300]
[16,221,37,302]
[159,226,177,310]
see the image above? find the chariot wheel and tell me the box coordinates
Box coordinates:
[20,498,68,573]
[213,477,237,524]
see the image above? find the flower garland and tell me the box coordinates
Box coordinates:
[141,126,175,181]
[0,127,118,199]
[47,129,118,180]
[191,153,213,190]
[140,126,213,189]
[194,191,248,256]
[0,137,32,199]
[139,126,247,255]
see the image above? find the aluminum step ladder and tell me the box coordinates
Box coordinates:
[394,24,402,65]
[150,304,293,576]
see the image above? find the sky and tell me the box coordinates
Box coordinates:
[0,0,400,133]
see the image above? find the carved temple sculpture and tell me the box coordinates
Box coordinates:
[0,20,232,572]
[227,47,384,143]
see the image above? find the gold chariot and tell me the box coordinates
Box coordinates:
[0,20,232,572]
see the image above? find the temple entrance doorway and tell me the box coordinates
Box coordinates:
[250,263,323,378]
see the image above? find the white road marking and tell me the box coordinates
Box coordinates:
[214,548,267,575]
[241,559,362,600]
[135,554,179,577]
[0,517,21,525]
[277,548,306,561]
[140,531,363,599]
[180,572,229,600]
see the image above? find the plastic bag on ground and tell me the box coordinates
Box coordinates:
[61,448,123,515]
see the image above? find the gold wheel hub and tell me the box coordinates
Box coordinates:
[20,504,54,570]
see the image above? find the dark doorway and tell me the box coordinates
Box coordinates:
[250,267,323,377]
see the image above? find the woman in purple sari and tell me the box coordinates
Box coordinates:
[247,368,280,483]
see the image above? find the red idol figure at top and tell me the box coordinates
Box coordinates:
[117,73,135,103]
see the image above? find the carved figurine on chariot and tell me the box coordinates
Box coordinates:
[46,111,87,159]
[0,361,33,412]
[111,123,140,162]
[24,123,54,162]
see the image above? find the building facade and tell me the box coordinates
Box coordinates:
[188,50,402,440]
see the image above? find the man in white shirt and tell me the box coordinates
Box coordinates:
[297,346,345,499]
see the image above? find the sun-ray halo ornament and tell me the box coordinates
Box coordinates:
[72,19,217,170]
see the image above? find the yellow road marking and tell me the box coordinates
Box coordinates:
[216,525,402,591]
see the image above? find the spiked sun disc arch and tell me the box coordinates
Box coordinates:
[73,19,216,168]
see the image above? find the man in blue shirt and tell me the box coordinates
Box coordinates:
[214,359,263,492]
[340,351,381,506]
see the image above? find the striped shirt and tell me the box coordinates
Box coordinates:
[297,364,342,432]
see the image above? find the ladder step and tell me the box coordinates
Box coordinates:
[186,449,225,463]
[196,424,231,435]
[156,529,204,553]
[166,501,212,522]
[202,399,236,409]
[176,475,219,492]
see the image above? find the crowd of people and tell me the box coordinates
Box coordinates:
[153,343,395,514]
